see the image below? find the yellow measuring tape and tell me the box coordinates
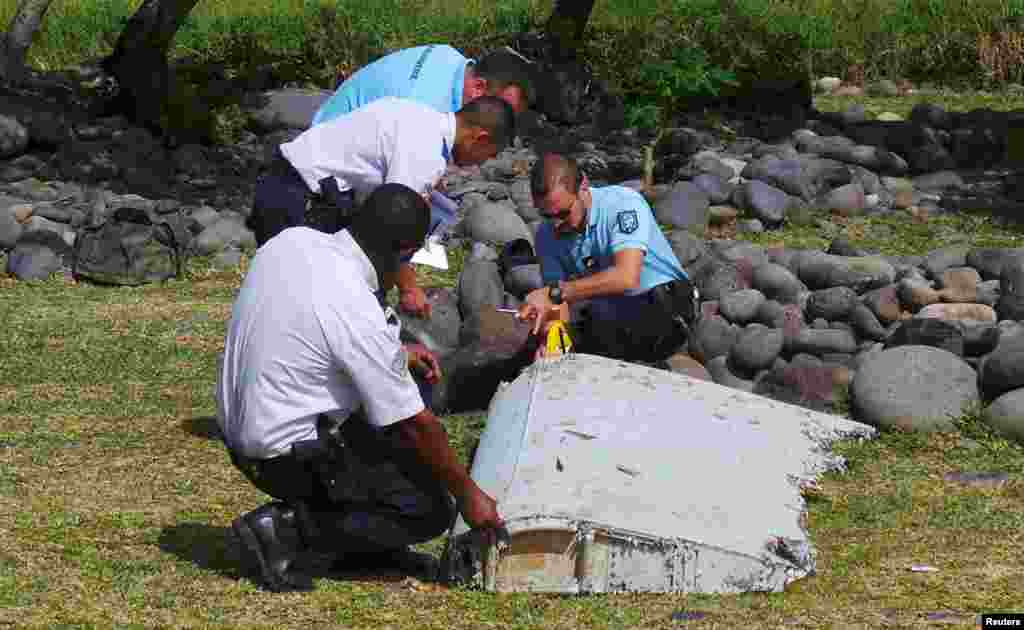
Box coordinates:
[544,320,574,356]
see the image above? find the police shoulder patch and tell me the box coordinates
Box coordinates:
[617,210,639,234]
[392,347,410,376]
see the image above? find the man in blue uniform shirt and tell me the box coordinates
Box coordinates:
[517,153,698,364]
[313,44,534,125]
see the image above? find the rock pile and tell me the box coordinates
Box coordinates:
[1,78,1023,441]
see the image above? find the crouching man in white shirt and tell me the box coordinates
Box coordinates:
[220,183,503,592]
[247,95,516,319]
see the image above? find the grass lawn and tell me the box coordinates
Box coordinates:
[2,91,1024,627]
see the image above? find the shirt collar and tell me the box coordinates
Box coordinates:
[333,229,379,293]
[441,113,456,163]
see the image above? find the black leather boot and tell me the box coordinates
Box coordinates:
[232,502,314,592]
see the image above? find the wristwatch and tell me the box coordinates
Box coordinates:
[548,281,563,305]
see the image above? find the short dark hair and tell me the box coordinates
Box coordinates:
[474,50,536,107]
[530,152,581,198]
[457,96,517,151]
[349,183,431,252]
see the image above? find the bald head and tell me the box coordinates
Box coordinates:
[530,152,581,198]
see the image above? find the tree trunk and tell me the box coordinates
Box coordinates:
[101,0,200,131]
[0,0,54,84]
[543,0,597,59]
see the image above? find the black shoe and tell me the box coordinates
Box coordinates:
[232,502,314,592]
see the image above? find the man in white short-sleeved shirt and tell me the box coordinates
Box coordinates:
[220,184,503,593]
[246,95,516,320]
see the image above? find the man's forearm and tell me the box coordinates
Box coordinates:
[395,412,477,502]
[561,269,633,303]
[396,262,419,293]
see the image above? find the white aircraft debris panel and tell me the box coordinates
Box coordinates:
[441,353,876,593]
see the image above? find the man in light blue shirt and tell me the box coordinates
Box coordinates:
[517,153,698,364]
[312,45,533,126]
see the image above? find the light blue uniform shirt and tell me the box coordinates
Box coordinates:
[312,44,471,126]
[536,186,688,296]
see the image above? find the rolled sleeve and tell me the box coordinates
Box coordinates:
[317,301,425,429]
[608,198,653,255]
[343,329,426,428]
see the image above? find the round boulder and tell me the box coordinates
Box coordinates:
[984,389,1024,444]
[851,345,979,432]
[718,289,766,325]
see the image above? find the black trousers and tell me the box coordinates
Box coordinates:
[231,413,455,555]
[247,151,356,247]
[573,278,697,364]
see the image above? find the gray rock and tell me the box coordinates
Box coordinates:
[465,201,532,246]
[996,258,1024,321]
[468,241,499,262]
[912,171,964,191]
[980,335,1024,400]
[0,198,26,250]
[751,262,807,305]
[193,216,256,255]
[849,303,889,342]
[0,115,29,159]
[965,247,1024,280]
[399,287,462,358]
[691,173,734,204]
[687,151,738,181]
[818,182,866,216]
[851,346,979,432]
[984,389,1024,444]
[909,103,953,130]
[795,251,895,292]
[734,180,791,226]
[696,261,750,301]
[705,355,754,392]
[23,215,75,248]
[5,230,69,281]
[246,88,332,131]
[457,258,504,318]
[923,244,970,279]
[786,328,859,356]
[885,319,965,356]
[691,316,739,363]
[754,363,848,413]
[976,279,1001,306]
[718,289,766,325]
[961,322,1000,357]
[507,179,540,223]
[861,284,904,324]
[666,230,707,269]
[737,218,764,234]
[503,263,543,299]
[654,181,710,231]
[806,286,859,321]
[729,324,784,376]
[187,206,221,232]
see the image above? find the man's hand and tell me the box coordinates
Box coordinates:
[405,343,441,383]
[458,485,504,544]
[399,286,432,318]
[517,287,568,335]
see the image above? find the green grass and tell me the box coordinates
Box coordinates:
[2,241,1024,628]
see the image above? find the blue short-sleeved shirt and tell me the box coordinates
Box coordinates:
[536,186,688,295]
[312,45,471,126]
